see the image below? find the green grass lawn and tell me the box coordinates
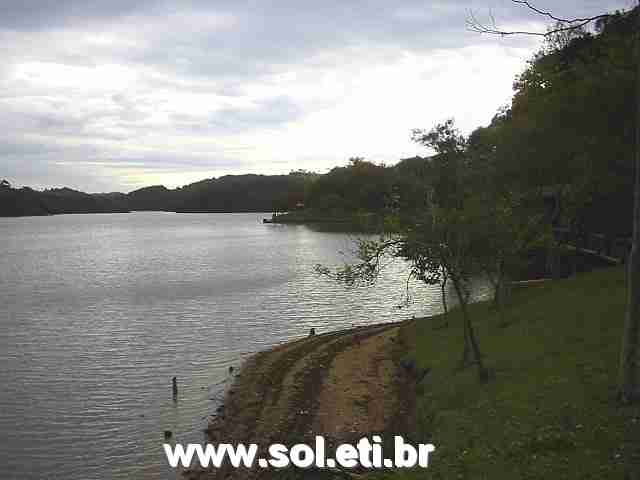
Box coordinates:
[382,266,640,479]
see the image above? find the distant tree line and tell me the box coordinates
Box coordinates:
[0,174,312,217]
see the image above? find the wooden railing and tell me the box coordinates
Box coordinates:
[552,227,631,265]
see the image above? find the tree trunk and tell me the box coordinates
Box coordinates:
[495,278,507,327]
[461,309,471,366]
[441,275,449,315]
[452,275,489,382]
[493,262,509,305]
[619,4,640,403]
[440,273,449,328]
[485,266,508,326]
[547,241,560,280]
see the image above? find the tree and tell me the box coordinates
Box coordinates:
[317,121,491,382]
[305,157,393,214]
[316,209,489,382]
[411,119,468,210]
[469,191,551,319]
[405,206,489,379]
[623,4,640,403]
[468,0,640,402]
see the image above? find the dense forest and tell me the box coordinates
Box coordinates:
[302,8,637,238]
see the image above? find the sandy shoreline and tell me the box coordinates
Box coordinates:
[181,320,417,480]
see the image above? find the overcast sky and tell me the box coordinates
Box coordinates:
[0,0,632,192]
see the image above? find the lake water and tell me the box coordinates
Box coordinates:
[0,212,484,479]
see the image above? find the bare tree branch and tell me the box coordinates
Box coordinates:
[511,0,609,24]
[466,0,613,37]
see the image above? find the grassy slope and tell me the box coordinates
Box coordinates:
[383,266,640,479]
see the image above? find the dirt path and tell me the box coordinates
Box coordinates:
[312,328,400,441]
[182,322,414,480]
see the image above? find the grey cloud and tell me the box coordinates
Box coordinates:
[88,0,627,96]
[0,0,161,30]
[0,137,70,157]
[205,96,304,133]
[0,0,631,191]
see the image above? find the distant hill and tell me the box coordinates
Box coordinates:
[126,185,176,211]
[1,162,438,218]
[0,186,50,216]
[125,174,307,213]
[0,184,130,217]
[0,173,310,217]
[38,188,131,215]
[173,174,306,213]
